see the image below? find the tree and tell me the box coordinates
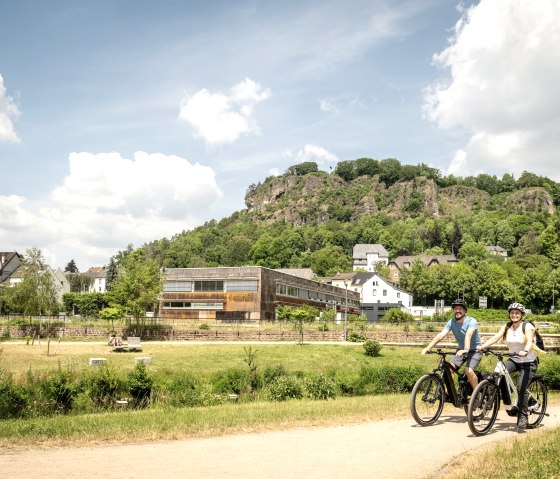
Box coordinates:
[105,257,119,292]
[64,259,79,273]
[290,304,319,345]
[67,273,93,293]
[11,248,60,319]
[310,245,351,277]
[285,162,319,176]
[109,251,163,332]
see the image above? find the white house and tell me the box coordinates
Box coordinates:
[8,264,70,303]
[350,272,413,322]
[352,244,389,272]
[86,266,107,292]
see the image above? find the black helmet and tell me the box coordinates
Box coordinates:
[451,299,468,310]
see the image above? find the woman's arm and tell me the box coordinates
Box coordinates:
[478,326,506,350]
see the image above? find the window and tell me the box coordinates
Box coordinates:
[383,290,387,296]
[372,290,377,296]
[397,292,401,298]
[163,281,193,292]
[226,280,258,292]
[194,280,224,292]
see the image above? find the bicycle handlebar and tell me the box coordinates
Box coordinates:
[479,349,519,358]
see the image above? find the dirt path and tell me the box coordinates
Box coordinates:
[2,405,559,479]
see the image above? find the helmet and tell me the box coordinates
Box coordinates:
[508,302,526,314]
[451,299,468,310]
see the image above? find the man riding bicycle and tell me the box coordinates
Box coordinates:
[422,299,482,391]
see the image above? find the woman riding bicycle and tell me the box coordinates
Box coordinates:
[477,302,538,430]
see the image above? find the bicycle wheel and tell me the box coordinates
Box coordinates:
[467,379,500,436]
[410,374,444,426]
[527,377,547,429]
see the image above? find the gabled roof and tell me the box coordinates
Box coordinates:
[85,266,107,278]
[352,244,389,258]
[390,254,458,270]
[486,245,507,253]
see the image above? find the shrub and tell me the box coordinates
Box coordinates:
[199,323,210,330]
[347,331,367,342]
[212,368,250,395]
[42,370,77,413]
[354,365,424,395]
[305,374,338,400]
[262,364,287,386]
[84,365,122,409]
[0,377,28,419]
[539,357,560,390]
[363,340,382,357]
[127,362,153,408]
[268,375,304,401]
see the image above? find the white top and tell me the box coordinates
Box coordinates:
[506,322,537,363]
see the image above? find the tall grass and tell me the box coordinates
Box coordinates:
[440,426,560,479]
[0,394,410,448]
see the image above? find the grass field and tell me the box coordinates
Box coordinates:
[1,339,559,479]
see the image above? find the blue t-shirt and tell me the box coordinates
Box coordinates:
[444,315,481,351]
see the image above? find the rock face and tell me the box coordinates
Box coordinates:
[244,174,556,225]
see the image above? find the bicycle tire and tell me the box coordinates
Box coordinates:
[527,377,547,429]
[410,374,444,426]
[467,379,500,436]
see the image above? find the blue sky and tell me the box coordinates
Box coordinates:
[1,0,559,270]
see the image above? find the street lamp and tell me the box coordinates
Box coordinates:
[344,280,349,341]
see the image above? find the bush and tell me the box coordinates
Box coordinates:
[363,340,382,357]
[127,362,153,408]
[268,375,304,401]
[262,364,287,386]
[354,365,425,395]
[212,368,250,395]
[84,365,122,409]
[539,357,560,390]
[347,331,367,342]
[199,323,210,330]
[42,370,77,413]
[0,377,28,419]
[305,374,338,400]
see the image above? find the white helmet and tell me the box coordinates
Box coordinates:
[508,302,526,314]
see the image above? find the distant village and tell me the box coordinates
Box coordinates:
[1,244,508,322]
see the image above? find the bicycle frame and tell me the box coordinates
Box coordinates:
[432,350,467,408]
[490,356,519,412]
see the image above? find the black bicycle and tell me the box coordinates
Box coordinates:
[410,349,478,426]
[467,349,547,436]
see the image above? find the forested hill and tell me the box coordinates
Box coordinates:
[133,158,560,312]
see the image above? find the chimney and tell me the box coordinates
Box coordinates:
[1,255,4,265]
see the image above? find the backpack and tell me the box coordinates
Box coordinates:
[522,321,545,351]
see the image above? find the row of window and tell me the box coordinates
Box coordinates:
[163,280,258,293]
[275,283,359,306]
[163,301,224,310]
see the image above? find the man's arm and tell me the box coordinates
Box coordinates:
[422,329,449,355]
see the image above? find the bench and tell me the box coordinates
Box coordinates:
[113,337,142,352]
[89,358,108,366]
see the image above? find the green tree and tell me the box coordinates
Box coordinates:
[109,251,163,332]
[310,245,351,277]
[11,248,60,318]
[64,259,79,273]
[285,162,319,176]
[291,304,319,345]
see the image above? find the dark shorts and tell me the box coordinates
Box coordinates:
[450,350,482,371]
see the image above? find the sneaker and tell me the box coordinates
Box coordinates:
[517,417,528,430]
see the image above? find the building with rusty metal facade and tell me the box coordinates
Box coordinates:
[160,266,360,321]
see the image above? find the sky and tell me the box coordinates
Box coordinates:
[1,0,559,271]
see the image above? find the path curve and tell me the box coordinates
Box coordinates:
[2,406,559,479]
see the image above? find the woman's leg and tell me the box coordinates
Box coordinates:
[516,361,537,428]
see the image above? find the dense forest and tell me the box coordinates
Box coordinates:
[129,157,560,314]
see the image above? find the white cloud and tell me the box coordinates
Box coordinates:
[0,74,21,143]
[296,144,339,168]
[179,78,271,146]
[424,0,560,180]
[0,152,222,270]
[319,99,340,114]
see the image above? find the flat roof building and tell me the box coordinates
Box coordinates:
[160,266,360,321]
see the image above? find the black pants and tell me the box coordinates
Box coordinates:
[505,358,537,421]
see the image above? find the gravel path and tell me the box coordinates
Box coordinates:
[2,405,559,479]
